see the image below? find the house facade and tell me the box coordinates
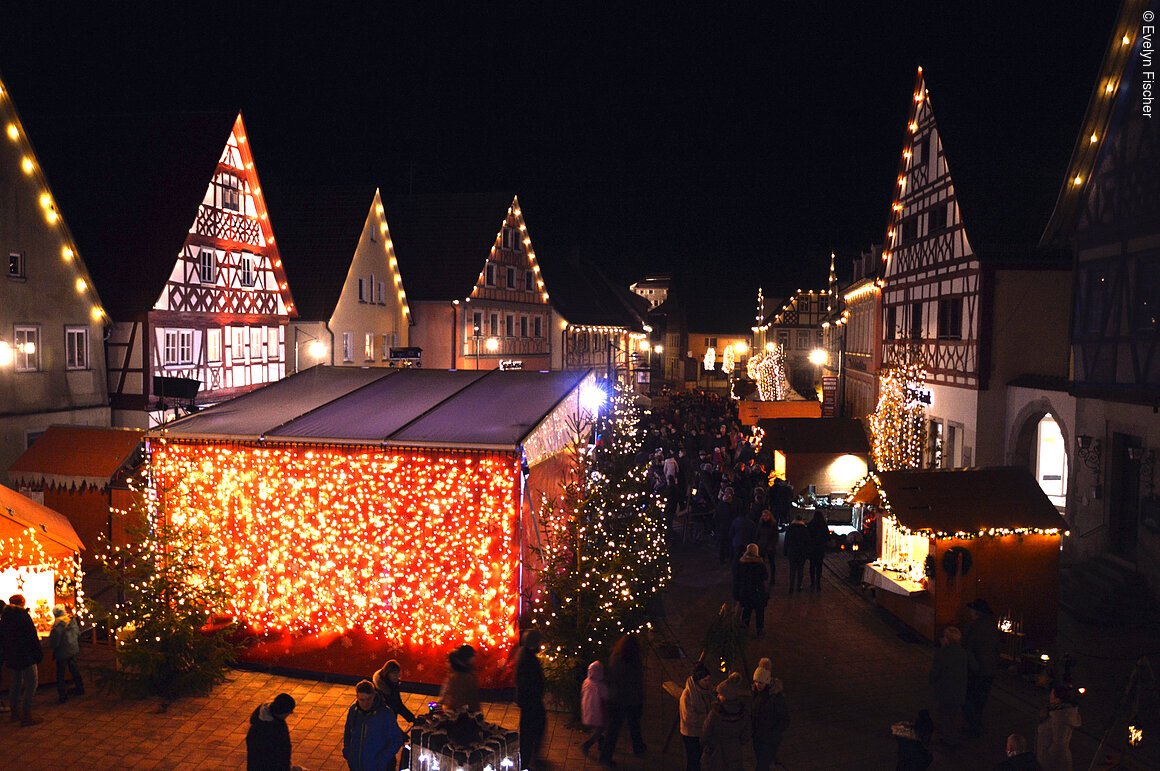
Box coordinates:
[839,247,883,419]
[0,75,110,481]
[755,287,828,398]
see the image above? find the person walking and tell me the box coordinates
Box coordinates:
[49,604,84,703]
[783,513,810,593]
[1036,685,1081,771]
[372,659,415,771]
[929,626,970,748]
[515,629,547,770]
[700,672,751,771]
[770,478,793,527]
[678,662,715,771]
[580,660,609,758]
[246,692,302,771]
[963,598,1000,738]
[752,661,789,771]
[439,644,481,713]
[1,594,43,726]
[756,510,778,588]
[806,510,829,591]
[600,633,647,765]
[343,680,406,771]
[997,733,1042,769]
[737,544,771,637]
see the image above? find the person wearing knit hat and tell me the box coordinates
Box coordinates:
[753,672,790,771]
[679,663,715,770]
[752,657,773,689]
[439,643,481,713]
[246,692,300,770]
[701,672,751,770]
[49,604,83,703]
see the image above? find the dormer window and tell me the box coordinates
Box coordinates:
[221,174,241,211]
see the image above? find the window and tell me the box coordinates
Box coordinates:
[221,174,241,211]
[929,420,944,469]
[8,252,25,279]
[1135,258,1159,332]
[928,203,949,233]
[776,332,789,349]
[249,327,264,361]
[378,281,385,305]
[909,302,923,340]
[14,326,39,371]
[180,331,194,364]
[900,216,918,245]
[796,330,811,349]
[369,274,376,303]
[937,297,963,340]
[369,222,378,243]
[534,316,542,338]
[520,316,528,338]
[525,271,534,291]
[240,253,256,287]
[232,326,246,362]
[704,337,718,349]
[164,331,179,365]
[1035,415,1068,508]
[267,327,280,359]
[944,422,960,468]
[502,227,514,249]
[885,306,898,340]
[915,137,930,166]
[486,263,496,286]
[365,333,375,361]
[472,312,483,336]
[506,267,516,289]
[207,328,222,362]
[381,332,396,360]
[342,331,354,362]
[65,326,89,370]
[198,249,216,283]
[358,278,366,302]
[490,313,499,335]
[506,314,514,337]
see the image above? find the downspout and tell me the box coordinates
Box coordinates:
[324,321,336,366]
[451,301,459,371]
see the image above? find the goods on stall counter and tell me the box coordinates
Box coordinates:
[410,708,520,771]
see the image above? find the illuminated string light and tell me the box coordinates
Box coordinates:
[869,345,927,471]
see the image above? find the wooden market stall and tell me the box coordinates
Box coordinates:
[759,417,871,498]
[852,467,1067,644]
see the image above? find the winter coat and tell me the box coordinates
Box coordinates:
[756,519,778,559]
[806,512,829,557]
[246,704,293,771]
[729,515,758,554]
[607,650,645,707]
[679,675,714,738]
[0,605,44,669]
[50,615,81,660]
[736,553,770,610]
[1036,703,1080,771]
[752,690,789,752]
[929,641,970,706]
[964,614,1001,679]
[581,661,609,728]
[439,669,481,713]
[342,693,406,771]
[515,647,545,712]
[783,521,811,561]
[701,699,751,771]
[371,667,416,723]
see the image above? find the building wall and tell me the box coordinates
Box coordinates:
[285,320,332,373]
[410,301,455,370]
[925,382,980,468]
[782,452,869,497]
[1004,385,1077,516]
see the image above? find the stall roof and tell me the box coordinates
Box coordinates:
[0,484,84,557]
[160,367,591,450]
[853,467,1066,535]
[757,418,870,454]
[9,426,144,490]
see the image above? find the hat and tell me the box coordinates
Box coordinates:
[8,594,24,607]
[753,656,772,685]
[53,605,66,618]
[522,629,543,651]
[744,543,760,558]
[449,643,476,671]
[716,672,748,702]
[967,598,994,615]
[691,662,710,682]
[270,693,296,717]
[383,659,401,674]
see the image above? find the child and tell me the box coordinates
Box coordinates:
[580,660,608,756]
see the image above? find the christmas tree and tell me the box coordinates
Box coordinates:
[869,344,928,470]
[98,467,236,702]
[530,384,670,704]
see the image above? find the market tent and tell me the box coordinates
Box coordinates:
[757,418,871,454]
[9,426,144,491]
[0,484,84,559]
[853,467,1066,534]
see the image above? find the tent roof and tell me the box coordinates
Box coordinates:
[161,366,590,450]
[0,484,84,558]
[8,426,144,490]
[757,418,870,454]
[853,467,1067,536]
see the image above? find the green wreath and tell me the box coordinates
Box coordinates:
[942,546,973,577]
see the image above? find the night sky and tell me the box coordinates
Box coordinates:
[0,2,1118,307]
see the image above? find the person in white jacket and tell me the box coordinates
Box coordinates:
[679,662,716,771]
[580,660,608,757]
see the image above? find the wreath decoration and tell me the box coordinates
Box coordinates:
[942,546,973,577]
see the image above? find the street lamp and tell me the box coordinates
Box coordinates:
[0,340,12,367]
[293,328,327,373]
[485,336,500,353]
[808,347,828,400]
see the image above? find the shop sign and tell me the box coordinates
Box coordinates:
[499,359,524,371]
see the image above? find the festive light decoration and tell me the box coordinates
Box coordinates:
[721,344,736,375]
[148,440,523,656]
[703,347,716,371]
[0,526,84,636]
[869,345,928,471]
[746,344,787,402]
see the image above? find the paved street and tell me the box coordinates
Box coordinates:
[2,535,1156,769]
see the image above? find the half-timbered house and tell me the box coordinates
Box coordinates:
[269,186,410,373]
[388,194,553,371]
[755,285,828,397]
[839,247,883,419]
[26,111,297,427]
[0,75,110,480]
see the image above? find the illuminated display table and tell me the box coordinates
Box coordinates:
[863,562,927,596]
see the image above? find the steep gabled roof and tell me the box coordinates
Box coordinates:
[541,255,648,330]
[264,183,378,321]
[384,192,516,302]
[17,109,240,317]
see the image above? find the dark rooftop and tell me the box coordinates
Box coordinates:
[756,418,871,455]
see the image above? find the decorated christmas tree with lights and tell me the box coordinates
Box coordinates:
[869,343,928,471]
[98,470,236,701]
[531,384,670,703]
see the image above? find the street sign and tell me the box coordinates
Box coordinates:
[822,376,838,417]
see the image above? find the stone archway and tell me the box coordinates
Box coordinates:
[1008,397,1070,510]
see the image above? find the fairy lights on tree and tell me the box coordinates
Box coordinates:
[703,347,716,372]
[870,344,928,471]
[721,345,736,375]
[530,384,670,702]
[746,344,787,402]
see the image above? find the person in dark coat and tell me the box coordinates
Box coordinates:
[783,514,810,593]
[715,488,737,563]
[343,680,405,771]
[729,511,758,560]
[701,672,751,771]
[751,663,789,771]
[600,633,647,763]
[439,644,481,712]
[736,544,771,637]
[49,604,84,703]
[806,510,829,591]
[996,733,1043,770]
[2,594,44,726]
[755,510,778,586]
[246,692,300,771]
[963,598,1001,738]
[515,629,547,770]
[929,626,970,748]
[372,659,415,771]
[892,709,934,770]
[770,478,794,527]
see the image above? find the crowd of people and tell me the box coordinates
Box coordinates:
[0,594,84,728]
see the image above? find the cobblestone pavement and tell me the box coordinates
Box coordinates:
[1,536,1156,769]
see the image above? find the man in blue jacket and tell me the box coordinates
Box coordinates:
[343,679,406,771]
